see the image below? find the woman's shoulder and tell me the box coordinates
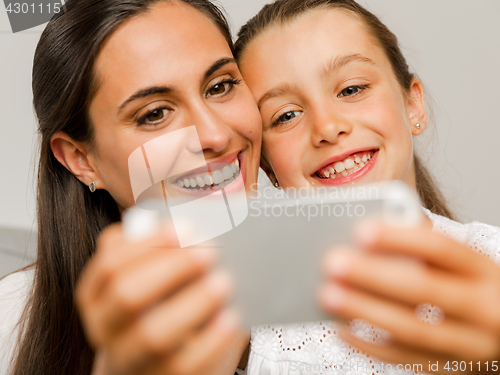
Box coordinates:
[423,208,500,264]
[0,267,34,373]
[0,267,34,300]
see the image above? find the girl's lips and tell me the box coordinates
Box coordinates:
[312,150,379,186]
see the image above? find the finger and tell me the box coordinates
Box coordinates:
[86,246,216,345]
[337,326,441,373]
[109,269,232,371]
[76,222,180,308]
[322,248,479,321]
[318,282,497,359]
[149,309,243,375]
[354,221,497,277]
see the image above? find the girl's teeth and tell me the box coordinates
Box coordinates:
[183,178,190,188]
[344,159,355,170]
[177,179,184,187]
[334,162,346,173]
[190,178,197,188]
[318,151,375,180]
[212,170,224,184]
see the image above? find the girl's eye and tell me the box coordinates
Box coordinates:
[137,107,171,127]
[271,111,302,128]
[338,85,369,98]
[207,78,242,98]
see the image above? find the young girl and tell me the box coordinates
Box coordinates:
[235,0,500,373]
[0,0,261,374]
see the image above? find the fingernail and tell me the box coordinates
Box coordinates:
[324,250,353,278]
[319,283,346,311]
[354,220,381,247]
[205,269,233,298]
[188,247,217,266]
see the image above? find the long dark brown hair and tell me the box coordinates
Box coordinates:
[10,1,233,374]
[235,0,453,219]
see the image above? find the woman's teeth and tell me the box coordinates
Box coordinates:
[176,159,240,191]
[317,151,374,180]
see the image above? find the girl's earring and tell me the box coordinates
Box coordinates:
[274,181,279,188]
[416,123,421,130]
[89,182,96,193]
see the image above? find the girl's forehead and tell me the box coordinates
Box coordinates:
[240,9,388,93]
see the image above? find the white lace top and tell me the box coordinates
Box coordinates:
[1,209,499,375]
[244,209,500,375]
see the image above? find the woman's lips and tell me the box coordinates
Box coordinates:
[312,150,379,185]
[169,152,245,197]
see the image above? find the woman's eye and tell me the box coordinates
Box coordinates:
[271,111,302,128]
[209,83,228,96]
[338,85,368,98]
[207,78,242,98]
[137,107,170,126]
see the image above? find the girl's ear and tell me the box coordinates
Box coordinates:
[50,132,105,191]
[407,78,428,136]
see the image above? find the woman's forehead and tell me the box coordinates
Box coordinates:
[92,2,232,107]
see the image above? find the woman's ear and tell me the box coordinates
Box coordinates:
[50,132,103,191]
[407,78,428,136]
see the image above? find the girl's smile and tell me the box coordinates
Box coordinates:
[238,8,427,189]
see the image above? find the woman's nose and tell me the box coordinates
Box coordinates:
[185,103,233,154]
[310,103,352,147]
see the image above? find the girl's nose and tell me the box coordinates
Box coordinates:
[185,103,233,154]
[310,103,352,147]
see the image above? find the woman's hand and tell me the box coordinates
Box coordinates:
[75,223,248,375]
[318,221,500,374]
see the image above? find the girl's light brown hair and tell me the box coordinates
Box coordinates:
[235,0,453,219]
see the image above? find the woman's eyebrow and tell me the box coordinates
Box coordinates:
[320,53,377,78]
[204,57,236,80]
[118,86,174,113]
[118,57,236,114]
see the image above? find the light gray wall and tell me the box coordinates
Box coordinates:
[1,1,499,277]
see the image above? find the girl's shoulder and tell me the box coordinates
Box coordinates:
[423,208,500,265]
[0,267,34,374]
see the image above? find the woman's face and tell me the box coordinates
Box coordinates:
[238,9,426,189]
[87,2,262,210]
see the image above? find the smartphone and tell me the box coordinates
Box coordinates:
[123,181,422,327]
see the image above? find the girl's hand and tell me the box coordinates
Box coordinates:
[318,221,500,375]
[75,223,247,375]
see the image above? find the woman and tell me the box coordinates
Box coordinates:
[0,0,260,374]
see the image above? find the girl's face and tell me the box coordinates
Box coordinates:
[85,2,262,210]
[238,9,426,189]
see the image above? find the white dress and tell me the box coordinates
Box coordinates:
[1,209,499,375]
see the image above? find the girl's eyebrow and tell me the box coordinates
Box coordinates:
[257,83,300,110]
[320,53,377,78]
[257,54,376,110]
